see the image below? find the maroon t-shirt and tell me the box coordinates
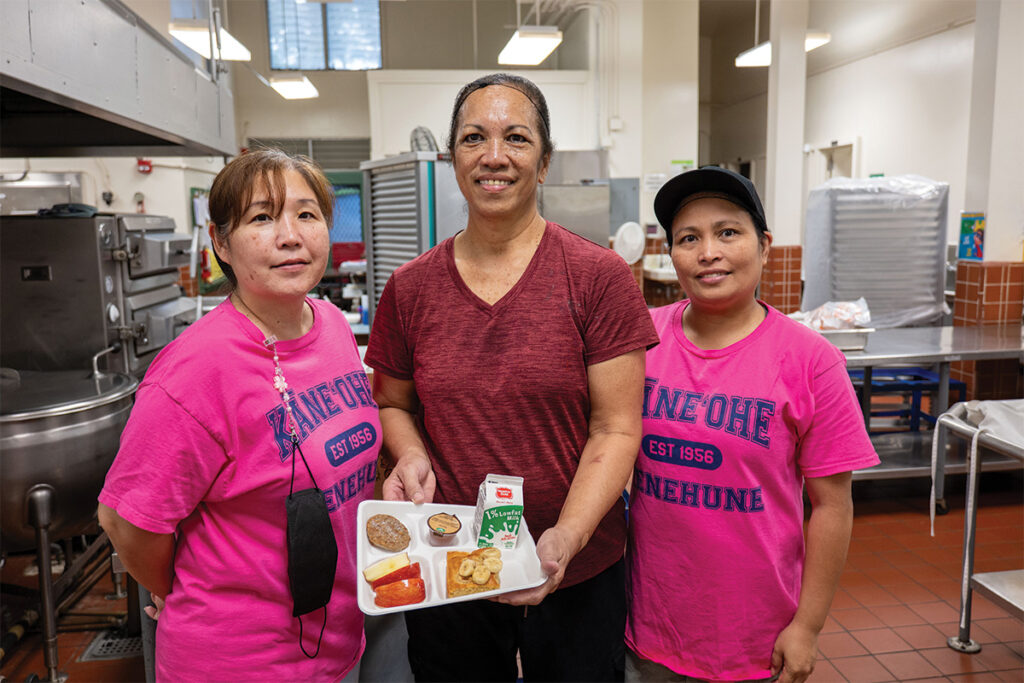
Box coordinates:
[366,222,658,587]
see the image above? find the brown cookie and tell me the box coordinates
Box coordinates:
[366,514,410,551]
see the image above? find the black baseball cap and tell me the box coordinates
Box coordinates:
[653,166,769,242]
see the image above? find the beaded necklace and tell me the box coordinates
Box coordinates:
[233,293,301,439]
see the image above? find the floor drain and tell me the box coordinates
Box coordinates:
[78,630,143,661]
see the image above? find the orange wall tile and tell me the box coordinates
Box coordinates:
[952,261,1024,399]
[177,265,198,297]
[760,245,802,313]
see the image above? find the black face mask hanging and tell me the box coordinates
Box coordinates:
[286,434,338,658]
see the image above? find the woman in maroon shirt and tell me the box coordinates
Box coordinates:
[365,73,657,682]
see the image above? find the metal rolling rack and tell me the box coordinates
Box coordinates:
[935,402,1024,654]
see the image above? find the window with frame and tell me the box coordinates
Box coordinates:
[266,0,381,71]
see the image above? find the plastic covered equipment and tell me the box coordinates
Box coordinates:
[802,175,950,329]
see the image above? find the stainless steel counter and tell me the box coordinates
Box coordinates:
[841,324,1024,509]
[845,325,1024,368]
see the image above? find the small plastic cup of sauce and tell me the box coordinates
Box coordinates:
[427,512,461,545]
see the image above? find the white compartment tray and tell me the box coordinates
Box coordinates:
[356,500,546,615]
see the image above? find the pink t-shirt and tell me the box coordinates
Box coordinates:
[625,301,878,681]
[99,298,380,682]
[366,223,658,587]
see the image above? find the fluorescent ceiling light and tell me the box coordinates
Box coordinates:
[804,31,832,51]
[734,31,831,67]
[169,20,251,61]
[270,75,319,100]
[735,41,772,67]
[498,26,563,66]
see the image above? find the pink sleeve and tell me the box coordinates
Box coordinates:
[98,383,228,534]
[582,253,659,365]
[797,358,880,478]
[364,275,413,380]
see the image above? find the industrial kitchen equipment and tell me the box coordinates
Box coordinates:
[1,212,196,681]
[802,175,950,329]
[360,152,466,323]
[1,213,197,376]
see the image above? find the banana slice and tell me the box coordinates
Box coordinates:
[471,565,492,585]
[458,558,476,578]
[483,557,503,573]
[480,548,501,559]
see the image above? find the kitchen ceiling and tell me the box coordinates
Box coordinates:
[0,0,978,157]
[699,0,976,108]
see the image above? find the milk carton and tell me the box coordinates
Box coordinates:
[473,474,524,549]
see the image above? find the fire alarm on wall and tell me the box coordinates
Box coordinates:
[137,158,153,174]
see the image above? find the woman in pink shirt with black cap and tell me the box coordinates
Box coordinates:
[625,167,878,683]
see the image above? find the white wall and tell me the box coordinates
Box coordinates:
[805,22,973,244]
[710,95,767,169]
[594,0,644,177]
[640,0,700,227]
[0,157,224,234]
[712,22,975,244]
[366,70,595,160]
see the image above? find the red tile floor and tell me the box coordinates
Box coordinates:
[809,474,1023,682]
[1,474,1021,682]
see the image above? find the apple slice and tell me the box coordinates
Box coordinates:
[362,552,410,583]
[374,578,426,608]
[370,562,421,590]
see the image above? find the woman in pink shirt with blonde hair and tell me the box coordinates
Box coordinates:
[626,167,878,683]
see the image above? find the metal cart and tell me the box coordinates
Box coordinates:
[844,324,1024,513]
[933,400,1024,653]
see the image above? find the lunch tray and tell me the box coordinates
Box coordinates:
[356,500,546,615]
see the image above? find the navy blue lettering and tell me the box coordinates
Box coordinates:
[642,378,658,418]
[663,478,678,503]
[333,377,358,409]
[752,400,775,448]
[262,374,378,462]
[701,485,723,510]
[725,397,754,440]
[652,387,684,420]
[289,400,317,438]
[644,471,661,498]
[324,461,377,513]
[678,480,701,507]
[315,383,341,417]
[644,379,774,448]
[324,484,339,511]
[723,487,748,512]
[267,406,292,461]
[632,465,763,514]
[300,390,328,424]
[642,435,722,470]
[357,373,377,406]
[705,394,728,429]
[325,422,379,467]
[679,392,702,423]
[345,372,373,407]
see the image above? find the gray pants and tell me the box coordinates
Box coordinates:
[359,612,414,682]
[139,584,157,683]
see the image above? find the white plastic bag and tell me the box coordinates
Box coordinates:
[789,298,871,330]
